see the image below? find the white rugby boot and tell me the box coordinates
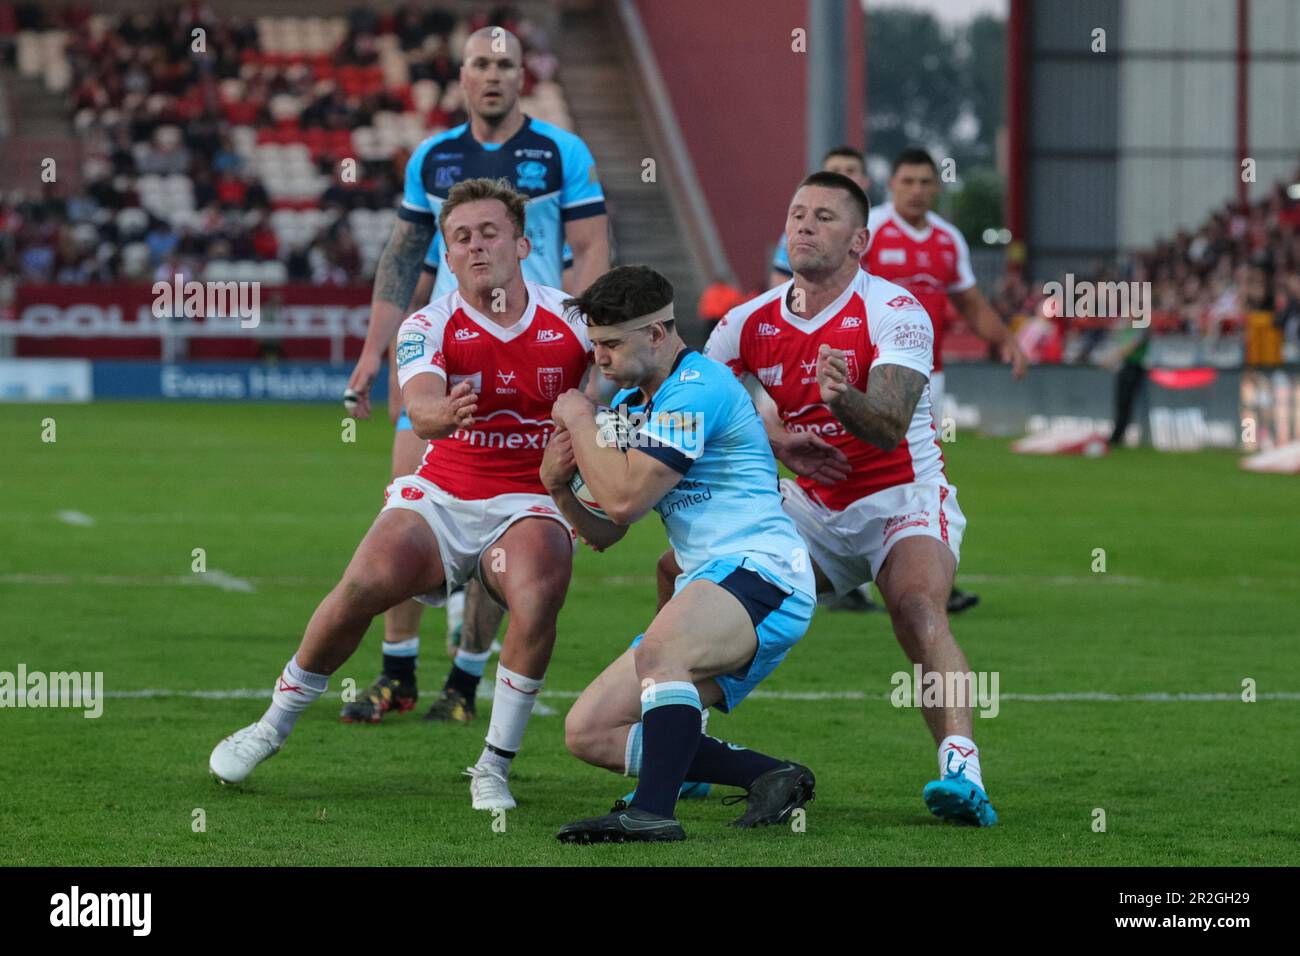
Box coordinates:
[464,764,517,811]
[209,721,283,784]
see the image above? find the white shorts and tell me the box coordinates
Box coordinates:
[780,478,965,595]
[380,474,574,608]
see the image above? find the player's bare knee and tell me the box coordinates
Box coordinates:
[896,591,947,644]
[564,708,601,764]
[339,572,404,617]
[632,637,669,681]
[503,586,564,635]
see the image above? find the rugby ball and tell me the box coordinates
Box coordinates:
[568,471,609,520]
[566,406,629,520]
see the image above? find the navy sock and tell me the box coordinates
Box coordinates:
[444,663,480,700]
[687,735,783,789]
[382,636,418,683]
[382,653,416,683]
[630,682,702,819]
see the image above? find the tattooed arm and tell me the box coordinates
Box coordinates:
[815,344,925,452]
[344,217,438,419]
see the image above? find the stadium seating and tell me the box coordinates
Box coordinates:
[2,5,575,285]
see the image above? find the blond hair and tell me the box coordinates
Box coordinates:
[438,177,527,238]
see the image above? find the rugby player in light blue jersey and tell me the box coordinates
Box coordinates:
[541,265,817,843]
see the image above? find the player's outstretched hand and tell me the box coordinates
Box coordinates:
[344,352,382,419]
[777,431,851,486]
[540,426,577,492]
[816,343,850,405]
[1002,340,1029,379]
[551,388,594,430]
[440,380,478,431]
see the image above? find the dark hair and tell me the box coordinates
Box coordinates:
[796,171,870,226]
[891,148,939,175]
[823,145,865,167]
[563,265,675,332]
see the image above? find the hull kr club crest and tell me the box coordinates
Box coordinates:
[537,367,564,399]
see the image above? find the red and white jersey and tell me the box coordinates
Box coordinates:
[864,202,975,372]
[704,270,947,512]
[395,281,591,500]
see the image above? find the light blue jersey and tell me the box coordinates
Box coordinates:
[771,232,792,276]
[399,116,605,302]
[612,349,815,599]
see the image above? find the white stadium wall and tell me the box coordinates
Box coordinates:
[1023,0,1300,278]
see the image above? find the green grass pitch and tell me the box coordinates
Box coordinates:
[2,401,1297,866]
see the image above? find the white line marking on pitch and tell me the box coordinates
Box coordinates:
[96,688,1300,704]
[184,570,256,593]
[55,510,96,527]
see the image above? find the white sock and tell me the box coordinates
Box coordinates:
[383,635,419,658]
[446,587,466,634]
[624,722,642,777]
[263,657,329,740]
[938,735,984,791]
[477,664,543,775]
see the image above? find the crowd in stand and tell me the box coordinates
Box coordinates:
[990,174,1300,363]
[2,3,1297,363]
[0,2,558,286]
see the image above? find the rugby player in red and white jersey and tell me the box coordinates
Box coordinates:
[865,150,1027,615]
[772,148,1027,616]
[863,148,1027,429]
[210,179,593,812]
[703,171,998,825]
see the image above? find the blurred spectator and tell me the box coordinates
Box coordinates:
[1105,324,1151,447]
[1242,256,1283,367]
[697,278,749,327]
[0,3,562,286]
[1015,298,1064,364]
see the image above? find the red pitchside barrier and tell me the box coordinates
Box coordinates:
[6,283,373,362]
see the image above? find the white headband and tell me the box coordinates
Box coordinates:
[586,303,674,342]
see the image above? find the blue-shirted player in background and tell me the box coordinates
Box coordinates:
[540,265,817,843]
[343,26,610,727]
